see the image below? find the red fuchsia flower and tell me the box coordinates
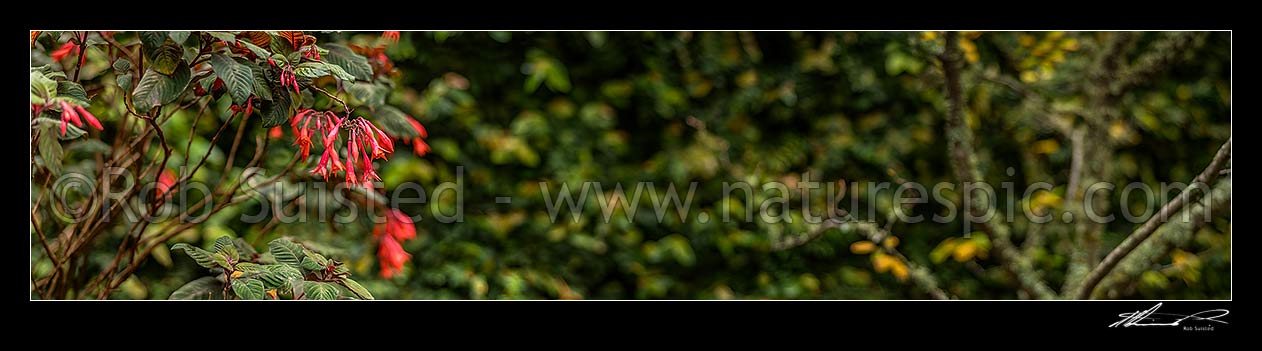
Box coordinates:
[302,43,321,61]
[50,42,78,62]
[374,208,416,278]
[342,117,394,189]
[382,31,400,44]
[268,126,283,139]
[53,100,103,136]
[374,208,417,242]
[228,96,255,117]
[398,115,431,156]
[376,234,411,279]
[291,109,341,160]
[155,169,177,199]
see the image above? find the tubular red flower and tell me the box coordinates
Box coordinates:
[377,234,411,279]
[51,42,77,61]
[74,105,103,130]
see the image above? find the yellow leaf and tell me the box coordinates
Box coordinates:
[230,271,244,279]
[850,241,877,255]
[1020,71,1039,83]
[890,261,909,281]
[921,31,938,41]
[1032,139,1060,155]
[1030,189,1063,213]
[871,252,895,273]
[953,241,977,262]
[930,238,958,263]
[882,236,900,250]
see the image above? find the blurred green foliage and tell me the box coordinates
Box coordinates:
[46,31,1229,300]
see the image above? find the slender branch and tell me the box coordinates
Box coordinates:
[940,32,1056,299]
[1074,137,1231,299]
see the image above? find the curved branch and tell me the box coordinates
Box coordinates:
[1074,137,1231,299]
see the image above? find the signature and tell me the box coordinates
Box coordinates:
[1109,303,1229,328]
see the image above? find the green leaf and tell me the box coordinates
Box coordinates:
[301,281,340,300]
[293,62,331,79]
[373,105,419,139]
[206,31,238,44]
[169,277,226,300]
[132,62,191,114]
[213,235,239,261]
[116,74,133,92]
[231,278,266,300]
[257,80,294,127]
[168,31,191,44]
[301,256,326,271]
[150,40,184,75]
[36,124,63,176]
[256,264,303,289]
[339,278,374,300]
[268,238,306,269]
[210,53,255,104]
[322,62,356,81]
[112,58,132,74]
[171,243,217,268]
[323,44,373,81]
[211,252,232,268]
[138,31,168,52]
[34,117,86,140]
[234,262,263,273]
[30,71,57,105]
[56,81,89,106]
[251,64,274,101]
[347,82,386,108]
[238,40,271,59]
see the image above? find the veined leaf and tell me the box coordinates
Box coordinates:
[339,278,374,300]
[323,44,373,81]
[150,40,184,75]
[346,82,386,108]
[251,63,274,101]
[293,62,331,79]
[138,31,168,52]
[36,124,63,176]
[238,40,271,59]
[55,81,89,106]
[374,105,419,139]
[206,31,238,44]
[210,53,255,105]
[168,31,191,44]
[171,243,217,268]
[231,278,266,300]
[132,62,191,114]
[213,235,239,262]
[112,58,132,74]
[116,74,133,92]
[30,71,57,104]
[34,117,86,140]
[301,281,340,300]
[169,277,225,300]
[268,238,306,269]
[256,264,303,289]
[238,31,272,48]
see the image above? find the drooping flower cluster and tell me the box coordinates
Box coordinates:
[341,117,395,188]
[33,100,103,137]
[291,109,395,189]
[374,208,416,278]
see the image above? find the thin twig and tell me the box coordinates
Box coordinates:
[1074,137,1231,299]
